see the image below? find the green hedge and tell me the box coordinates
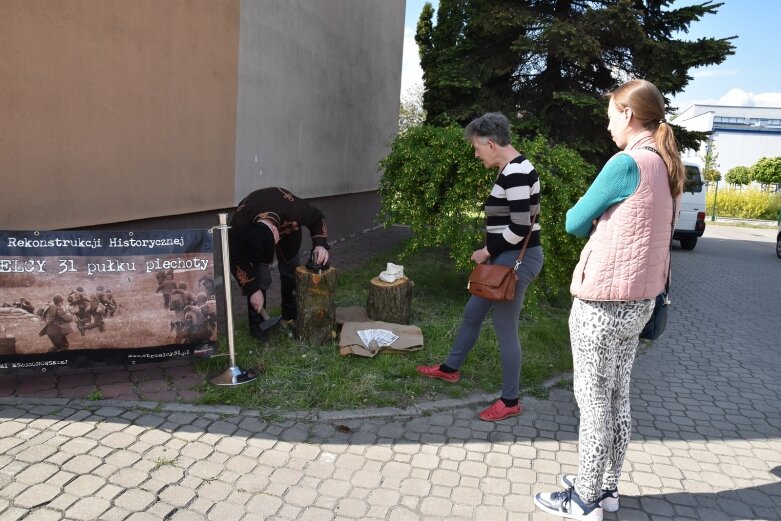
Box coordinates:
[378,125,593,302]
[706,187,781,220]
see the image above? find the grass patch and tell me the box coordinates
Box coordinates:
[194,243,572,411]
[132,404,164,414]
[86,389,103,401]
[552,378,574,391]
[152,456,177,471]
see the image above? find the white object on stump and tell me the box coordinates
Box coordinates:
[366,276,413,325]
[295,266,337,347]
[378,262,404,283]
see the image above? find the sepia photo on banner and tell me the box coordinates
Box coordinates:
[0,229,217,370]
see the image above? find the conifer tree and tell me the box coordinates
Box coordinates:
[415,0,735,160]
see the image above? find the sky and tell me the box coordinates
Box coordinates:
[400,0,781,112]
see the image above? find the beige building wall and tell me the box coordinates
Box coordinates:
[233,0,405,201]
[0,0,404,237]
[0,0,240,230]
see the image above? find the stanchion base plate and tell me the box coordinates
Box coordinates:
[209,365,259,386]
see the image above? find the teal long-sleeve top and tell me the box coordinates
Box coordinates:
[565,153,640,238]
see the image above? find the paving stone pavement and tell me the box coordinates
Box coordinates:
[1,224,780,520]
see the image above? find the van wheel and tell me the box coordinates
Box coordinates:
[680,237,697,250]
[776,236,781,258]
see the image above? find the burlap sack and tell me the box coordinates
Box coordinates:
[339,321,423,357]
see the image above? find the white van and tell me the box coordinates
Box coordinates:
[673,161,706,250]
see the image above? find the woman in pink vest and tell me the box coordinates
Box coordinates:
[535,80,685,520]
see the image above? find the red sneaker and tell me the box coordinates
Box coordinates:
[416,364,460,383]
[479,399,522,422]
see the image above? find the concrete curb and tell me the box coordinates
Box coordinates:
[710,217,777,228]
[0,374,574,422]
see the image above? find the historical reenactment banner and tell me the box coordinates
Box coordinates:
[0,229,217,370]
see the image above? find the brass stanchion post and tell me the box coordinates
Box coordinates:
[210,213,258,386]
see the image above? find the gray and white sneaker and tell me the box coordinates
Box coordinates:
[560,474,619,512]
[534,486,603,521]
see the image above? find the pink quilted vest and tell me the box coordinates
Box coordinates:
[570,133,675,301]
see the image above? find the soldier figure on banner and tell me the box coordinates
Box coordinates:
[198,275,215,297]
[15,298,35,314]
[156,271,178,309]
[183,304,211,343]
[39,294,74,352]
[82,286,109,333]
[104,289,118,317]
[169,282,194,343]
[68,286,92,335]
[196,293,217,332]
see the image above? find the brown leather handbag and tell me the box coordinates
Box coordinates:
[467,214,537,301]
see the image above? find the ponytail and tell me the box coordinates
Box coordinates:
[654,122,685,198]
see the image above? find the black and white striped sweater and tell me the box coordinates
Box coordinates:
[484,154,541,256]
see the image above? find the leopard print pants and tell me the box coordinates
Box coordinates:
[570,297,655,503]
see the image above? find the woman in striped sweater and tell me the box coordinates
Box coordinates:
[417,112,544,422]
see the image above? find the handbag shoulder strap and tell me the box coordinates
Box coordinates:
[663,200,675,293]
[638,145,674,293]
[512,213,537,271]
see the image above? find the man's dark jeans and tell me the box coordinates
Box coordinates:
[247,255,298,337]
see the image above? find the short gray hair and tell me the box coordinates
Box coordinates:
[464,112,511,146]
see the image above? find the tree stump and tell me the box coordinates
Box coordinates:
[366,276,413,324]
[295,266,337,347]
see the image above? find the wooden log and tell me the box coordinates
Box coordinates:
[295,266,337,347]
[366,276,413,324]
